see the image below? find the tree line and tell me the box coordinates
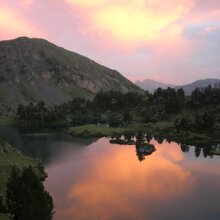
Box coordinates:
[15,85,220,130]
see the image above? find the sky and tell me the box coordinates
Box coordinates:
[0,0,220,84]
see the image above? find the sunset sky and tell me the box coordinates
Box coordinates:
[0,0,220,84]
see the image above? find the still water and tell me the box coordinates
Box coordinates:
[0,127,220,220]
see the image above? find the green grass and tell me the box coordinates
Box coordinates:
[0,214,11,220]
[145,121,173,131]
[66,124,126,137]
[0,140,48,218]
[65,122,173,138]
[0,140,38,194]
[0,116,15,126]
[0,140,41,218]
[66,122,220,148]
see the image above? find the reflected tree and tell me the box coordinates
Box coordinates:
[146,133,153,143]
[154,135,164,144]
[195,147,202,158]
[180,144,190,153]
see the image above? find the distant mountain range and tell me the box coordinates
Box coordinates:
[0,37,140,109]
[135,78,220,94]
[135,79,174,92]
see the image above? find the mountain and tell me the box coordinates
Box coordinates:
[175,78,220,95]
[135,78,220,94]
[135,79,173,93]
[0,37,140,109]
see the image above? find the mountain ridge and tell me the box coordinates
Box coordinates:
[0,37,140,110]
[135,78,220,94]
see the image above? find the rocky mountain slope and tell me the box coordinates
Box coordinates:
[135,78,220,94]
[0,37,140,110]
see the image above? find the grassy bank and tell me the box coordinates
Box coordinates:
[0,140,40,194]
[66,122,220,146]
[0,214,10,220]
[65,122,173,138]
[0,140,44,219]
[0,116,16,126]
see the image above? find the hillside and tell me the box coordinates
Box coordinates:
[135,78,220,94]
[0,37,140,110]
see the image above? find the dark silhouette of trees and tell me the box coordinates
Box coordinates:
[175,116,191,130]
[0,195,6,214]
[191,85,220,106]
[16,104,26,119]
[15,85,219,132]
[6,166,54,220]
[122,111,133,125]
[180,144,190,153]
[195,147,202,158]
[194,111,215,129]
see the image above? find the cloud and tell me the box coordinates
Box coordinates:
[0,0,219,84]
[64,140,195,220]
[0,7,45,40]
[21,0,34,5]
[65,0,195,44]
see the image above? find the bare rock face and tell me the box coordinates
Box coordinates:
[0,37,140,108]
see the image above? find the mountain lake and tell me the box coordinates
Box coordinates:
[0,126,220,220]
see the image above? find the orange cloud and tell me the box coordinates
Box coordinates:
[63,141,195,220]
[0,7,45,40]
[65,0,195,43]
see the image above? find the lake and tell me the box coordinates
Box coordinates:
[0,127,220,220]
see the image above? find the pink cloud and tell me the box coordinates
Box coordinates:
[64,0,195,46]
[0,7,46,40]
[0,0,219,84]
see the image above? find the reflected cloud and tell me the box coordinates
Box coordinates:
[61,139,195,220]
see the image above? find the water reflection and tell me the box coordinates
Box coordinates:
[110,132,220,160]
[44,138,220,220]
[109,133,156,161]
[1,127,220,220]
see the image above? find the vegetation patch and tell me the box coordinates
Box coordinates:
[66,122,172,138]
[0,140,40,194]
[0,117,15,127]
[0,140,53,219]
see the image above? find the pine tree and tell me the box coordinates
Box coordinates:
[0,195,6,213]
[6,166,54,220]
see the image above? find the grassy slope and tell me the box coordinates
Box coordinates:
[0,140,38,193]
[0,140,40,219]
